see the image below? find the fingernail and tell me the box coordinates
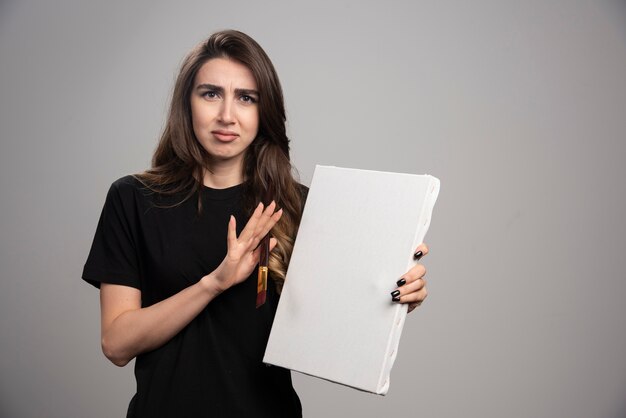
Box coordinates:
[396,278,406,287]
[391,290,400,298]
[392,296,401,302]
[413,250,423,260]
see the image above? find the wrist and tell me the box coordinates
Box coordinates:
[199,273,225,296]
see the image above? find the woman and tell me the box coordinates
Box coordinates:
[83,30,429,417]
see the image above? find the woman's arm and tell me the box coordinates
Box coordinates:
[100,202,282,367]
[100,276,220,367]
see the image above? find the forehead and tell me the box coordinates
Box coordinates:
[194,57,257,90]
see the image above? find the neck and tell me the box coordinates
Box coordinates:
[202,158,244,189]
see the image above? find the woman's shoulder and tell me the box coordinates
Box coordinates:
[106,174,152,200]
[104,174,168,209]
[109,174,196,209]
[110,174,144,190]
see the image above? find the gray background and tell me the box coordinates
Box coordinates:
[1,0,625,417]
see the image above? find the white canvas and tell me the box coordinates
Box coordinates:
[263,165,440,395]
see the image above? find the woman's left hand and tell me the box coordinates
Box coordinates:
[391,243,429,313]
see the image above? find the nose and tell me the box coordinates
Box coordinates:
[218,99,235,124]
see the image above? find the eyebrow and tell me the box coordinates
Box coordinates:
[195,83,259,97]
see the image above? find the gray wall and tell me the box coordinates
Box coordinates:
[1,1,625,417]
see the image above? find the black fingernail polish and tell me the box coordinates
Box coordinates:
[391,290,400,298]
[392,296,400,302]
[413,250,423,260]
[396,278,406,287]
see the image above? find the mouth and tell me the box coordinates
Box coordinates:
[211,130,239,142]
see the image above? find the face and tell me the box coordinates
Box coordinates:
[190,57,260,168]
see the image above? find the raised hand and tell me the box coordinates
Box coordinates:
[212,201,282,292]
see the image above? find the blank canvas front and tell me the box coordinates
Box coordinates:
[263,165,440,394]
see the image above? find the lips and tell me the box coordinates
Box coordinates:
[211,130,239,142]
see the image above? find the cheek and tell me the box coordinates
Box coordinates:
[190,102,201,131]
[190,101,212,138]
[245,110,260,136]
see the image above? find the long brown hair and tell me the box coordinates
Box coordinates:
[137,30,303,292]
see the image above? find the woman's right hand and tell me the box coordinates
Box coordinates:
[209,201,282,292]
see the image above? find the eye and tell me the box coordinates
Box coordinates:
[202,90,219,100]
[240,94,258,104]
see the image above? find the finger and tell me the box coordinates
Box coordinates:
[249,203,276,250]
[398,286,428,305]
[257,208,283,238]
[249,234,264,253]
[249,214,277,252]
[227,215,237,248]
[269,237,278,251]
[413,243,429,260]
[253,201,278,235]
[397,264,426,286]
[250,241,262,262]
[251,210,283,247]
[265,200,277,215]
[390,277,426,300]
[239,202,264,242]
